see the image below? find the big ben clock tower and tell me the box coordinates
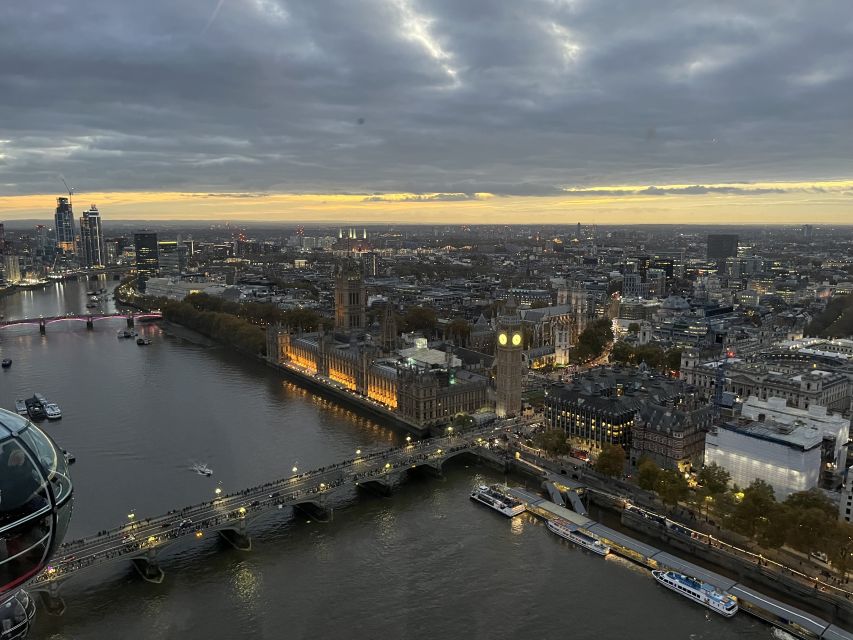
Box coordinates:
[495,296,523,418]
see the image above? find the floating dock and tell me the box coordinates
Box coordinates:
[507,487,852,640]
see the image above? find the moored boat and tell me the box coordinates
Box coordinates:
[14,399,27,415]
[651,570,738,617]
[470,484,525,517]
[44,403,62,420]
[25,397,46,421]
[1,359,11,368]
[546,518,610,556]
[191,462,213,477]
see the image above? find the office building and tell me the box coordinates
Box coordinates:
[79,205,106,268]
[134,231,160,288]
[54,197,76,252]
[3,255,21,284]
[707,234,739,261]
[545,367,683,452]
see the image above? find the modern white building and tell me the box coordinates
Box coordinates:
[143,277,227,301]
[740,396,850,471]
[705,418,823,500]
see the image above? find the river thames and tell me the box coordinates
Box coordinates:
[0,279,773,639]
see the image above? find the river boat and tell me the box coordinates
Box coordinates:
[651,570,738,617]
[25,397,46,421]
[191,462,213,477]
[1,359,11,368]
[44,403,62,420]
[62,449,76,465]
[470,484,525,517]
[34,393,48,406]
[14,399,27,415]
[546,518,610,556]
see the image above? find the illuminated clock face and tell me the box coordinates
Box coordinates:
[498,332,508,346]
[512,333,522,346]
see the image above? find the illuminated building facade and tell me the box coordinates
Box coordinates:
[495,298,523,418]
[544,368,683,451]
[705,418,822,500]
[54,197,76,253]
[269,328,487,427]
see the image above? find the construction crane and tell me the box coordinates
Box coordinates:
[60,177,74,200]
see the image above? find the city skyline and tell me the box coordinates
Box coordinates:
[2,2,853,223]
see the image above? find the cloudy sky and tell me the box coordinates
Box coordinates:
[1,0,852,223]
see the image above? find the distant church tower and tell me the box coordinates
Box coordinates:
[495,296,523,418]
[334,259,366,333]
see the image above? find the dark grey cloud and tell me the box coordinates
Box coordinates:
[1,0,852,197]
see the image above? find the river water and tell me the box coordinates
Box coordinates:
[0,279,773,640]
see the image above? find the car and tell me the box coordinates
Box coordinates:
[250,500,260,507]
[269,491,279,498]
[178,518,193,529]
[122,534,136,543]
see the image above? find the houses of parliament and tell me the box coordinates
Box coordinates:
[267,258,523,429]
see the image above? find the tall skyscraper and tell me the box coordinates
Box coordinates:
[134,231,160,288]
[54,197,76,252]
[334,259,366,333]
[495,297,523,418]
[79,205,106,268]
[706,234,739,260]
[3,255,21,284]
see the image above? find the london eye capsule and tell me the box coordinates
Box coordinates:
[0,409,73,638]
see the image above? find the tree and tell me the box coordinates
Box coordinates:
[697,463,730,497]
[446,318,471,344]
[756,503,791,549]
[533,429,570,455]
[730,479,777,539]
[828,522,853,578]
[594,444,625,477]
[787,507,833,555]
[403,306,438,335]
[657,470,689,506]
[633,344,665,369]
[664,348,683,372]
[610,341,634,365]
[636,457,662,491]
[783,489,838,519]
[627,322,641,334]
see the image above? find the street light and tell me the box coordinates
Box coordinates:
[356,449,362,456]
[405,436,412,444]
[215,487,222,497]
[292,465,298,474]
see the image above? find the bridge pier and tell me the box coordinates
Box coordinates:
[218,527,252,551]
[294,501,333,522]
[86,317,94,330]
[356,479,393,497]
[131,548,165,584]
[409,462,443,479]
[126,316,135,328]
[39,583,66,616]
[39,319,46,335]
